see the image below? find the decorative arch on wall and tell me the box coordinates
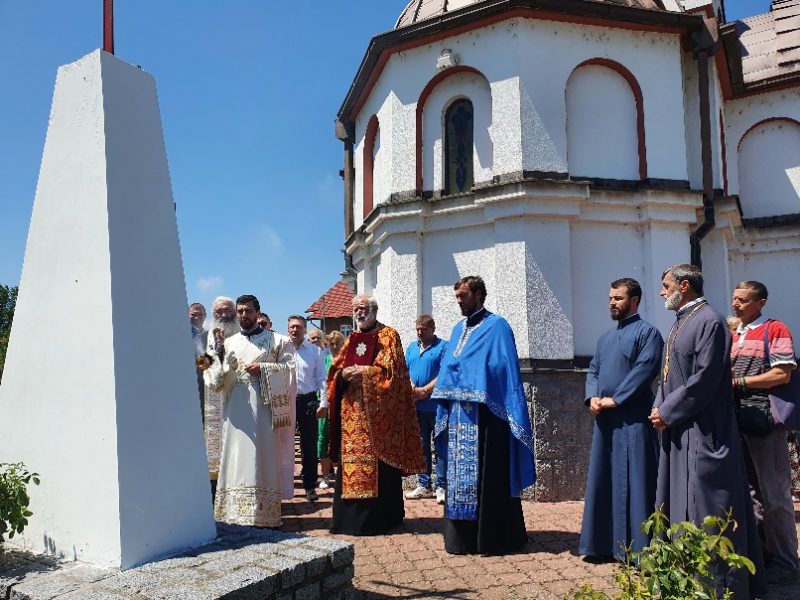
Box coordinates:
[362,114,380,219]
[737,117,800,219]
[416,66,487,195]
[566,58,646,180]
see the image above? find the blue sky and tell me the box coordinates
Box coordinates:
[0,0,768,333]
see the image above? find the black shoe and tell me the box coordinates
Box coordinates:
[305,489,319,502]
[582,555,615,564]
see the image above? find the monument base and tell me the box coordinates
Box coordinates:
[0,525,354,600]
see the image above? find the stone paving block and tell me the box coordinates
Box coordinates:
[144,585,211,600]
[58,590,130,600]
[298,538,354,570]
[10,574,78,600]
[205,566,277,599]
[260,556,304,590]
[156,568,207,584]
[95,570,166,597]
[136,556,207,573]
[196,551,264,575]
[322,566,354,595]
[60,565,113,584]
[232,543,284,557]
[293,581,321,600]
[273,548,327,578]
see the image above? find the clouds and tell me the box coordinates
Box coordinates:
[259,226,285,254]
[197,275,223,291]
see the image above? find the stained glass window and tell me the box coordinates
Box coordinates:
[445,99,474,195]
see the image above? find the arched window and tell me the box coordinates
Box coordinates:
[444,98,474,195]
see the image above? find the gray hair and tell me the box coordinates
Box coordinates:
[212,296,234,309]
[662,264,704,295]
[352,294,378,311]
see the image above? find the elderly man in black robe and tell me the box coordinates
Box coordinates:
[649,264,765,597]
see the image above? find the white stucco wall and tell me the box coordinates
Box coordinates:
[350,15,690,230]
[422,72,493,191]
[516,19,688,180]
[728,231,800,339]
[566,64,639,179]
[737,119,800,218]
[0,51,215,569]
[724,88,800,199]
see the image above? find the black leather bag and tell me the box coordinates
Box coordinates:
[737,403,774,437]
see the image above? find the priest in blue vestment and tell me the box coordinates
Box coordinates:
[433,275,536,555]
[579,278,663,561]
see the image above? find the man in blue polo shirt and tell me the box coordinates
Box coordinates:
[405,314,449,504]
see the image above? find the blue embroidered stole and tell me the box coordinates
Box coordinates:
[446,400,480,521]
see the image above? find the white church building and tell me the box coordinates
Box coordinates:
[335,0,800,500]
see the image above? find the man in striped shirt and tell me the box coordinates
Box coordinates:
[731,280,800,581]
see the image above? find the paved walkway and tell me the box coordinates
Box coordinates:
[282,462,800,599]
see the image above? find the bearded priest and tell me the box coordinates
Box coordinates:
[205,294,296,528]
[327,294,425,535]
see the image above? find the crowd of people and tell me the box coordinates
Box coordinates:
[188,265,799,597]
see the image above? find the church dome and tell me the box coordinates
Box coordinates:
[395,0,666,29]
[396,0,482,29]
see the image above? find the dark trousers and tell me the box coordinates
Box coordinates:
[296,392,319,491]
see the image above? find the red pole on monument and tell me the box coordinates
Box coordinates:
[103,0,114,54]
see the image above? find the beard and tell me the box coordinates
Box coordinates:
[610,306,630,321]
[664,290,683,311]
[211,317,239,339]
[355,308,377,330]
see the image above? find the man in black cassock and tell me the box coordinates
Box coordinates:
[649,264,765,598]
[579,278,663,561]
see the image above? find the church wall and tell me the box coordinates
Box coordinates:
[737,119,800,218]
[422,72,493,192]
[728,235,800,338]
[371,235,420,347]
[681,50,703,190]
[695,225,733,313]
[724,88,800,200]
[422,224,496,346]
[570,222,645,356]
[515,19,688,181]
[351,17,692,233]
[566,64,640,179]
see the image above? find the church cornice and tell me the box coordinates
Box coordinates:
[337,0,704,125]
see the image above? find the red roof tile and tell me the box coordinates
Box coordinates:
[305,281,355,319]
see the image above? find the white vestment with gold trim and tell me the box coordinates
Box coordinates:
[206,329,296,527]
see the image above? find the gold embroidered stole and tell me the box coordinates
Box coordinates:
[340,330,380,499]
[228,334,293,429]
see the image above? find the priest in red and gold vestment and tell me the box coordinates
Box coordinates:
[327,294,425,535]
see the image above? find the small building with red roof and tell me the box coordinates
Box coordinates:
[305,280,355,336]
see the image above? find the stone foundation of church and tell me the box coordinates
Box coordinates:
[522,369,593,502]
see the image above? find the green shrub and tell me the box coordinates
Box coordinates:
[567,508,756,600]
[0,462,40,543]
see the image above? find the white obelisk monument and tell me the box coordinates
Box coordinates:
[0,48,216,568]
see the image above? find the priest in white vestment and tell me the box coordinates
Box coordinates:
[201,296,238,492]
[205,294,296,527]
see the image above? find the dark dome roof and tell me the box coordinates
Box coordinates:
[395,0,667,29]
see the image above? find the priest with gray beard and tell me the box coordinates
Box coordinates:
[201,296,240,496]
[649,264,765,598]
